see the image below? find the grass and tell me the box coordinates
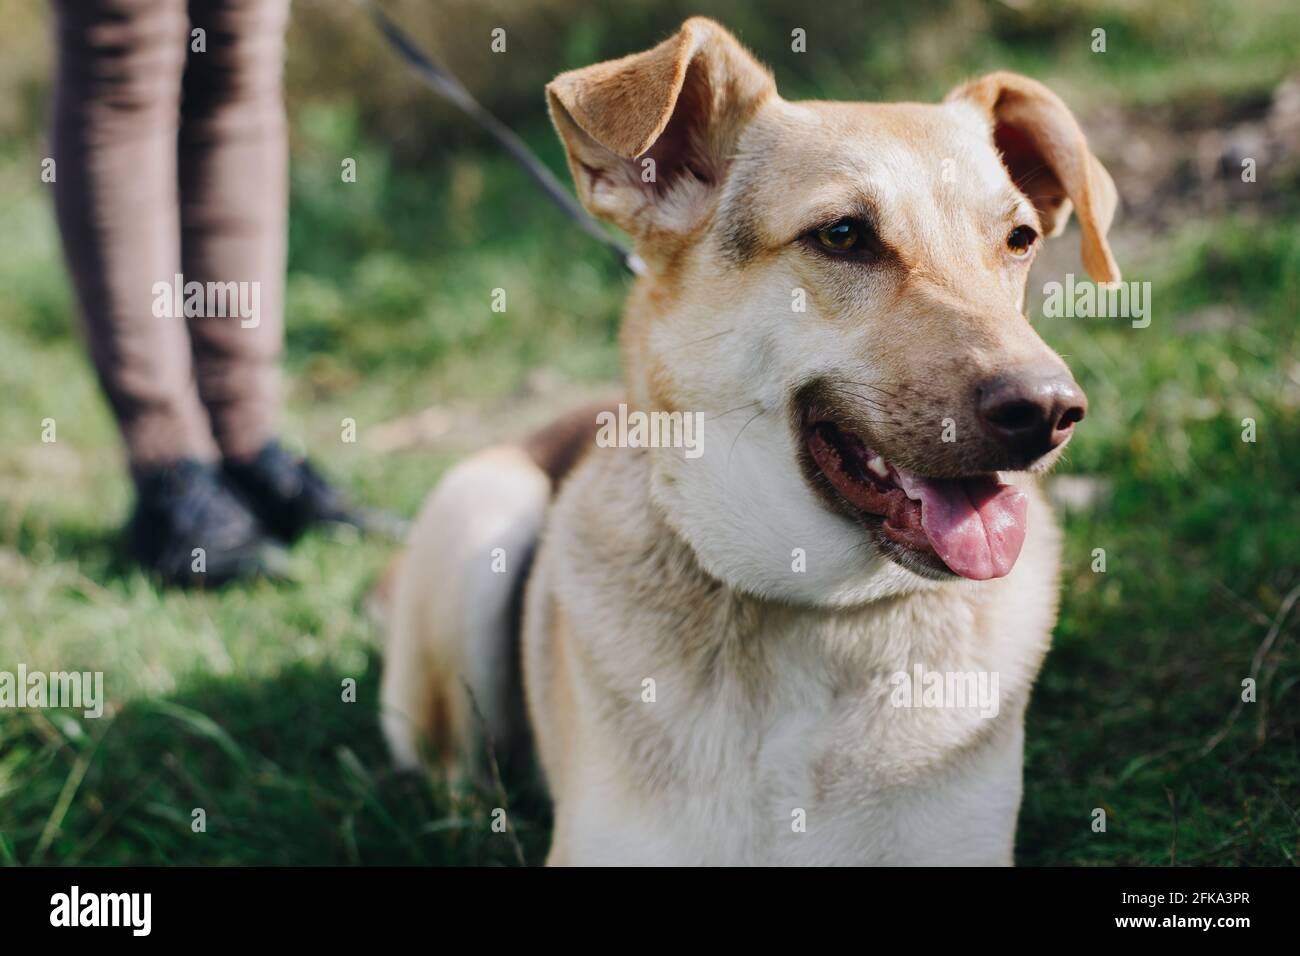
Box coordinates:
[1017,217,1300,866]
[1,0,1298,865]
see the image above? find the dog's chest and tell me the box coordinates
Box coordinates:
[564,591,1044,865]
[538,454,1059,864]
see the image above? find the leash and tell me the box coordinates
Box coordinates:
[356,0,645,276]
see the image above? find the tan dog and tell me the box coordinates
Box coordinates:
[379,17,1118,865]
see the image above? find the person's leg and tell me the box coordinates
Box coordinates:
[51,0,218,472]
[179,0,291,461]
[52,0,288,585]
[176,0,398,542]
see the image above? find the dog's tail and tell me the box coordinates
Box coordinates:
[377,400,615,782]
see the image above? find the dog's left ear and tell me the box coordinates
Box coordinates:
[947,72,1120,283]
[547,17,775,246]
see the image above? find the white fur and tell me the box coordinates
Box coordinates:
[520,440,1059,865]
[380,447,549,776]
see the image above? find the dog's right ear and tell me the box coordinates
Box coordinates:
[547,17,775,246]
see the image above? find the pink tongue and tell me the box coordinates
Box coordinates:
[893,469,1028,580]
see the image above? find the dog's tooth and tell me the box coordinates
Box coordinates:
[867,455,889,478]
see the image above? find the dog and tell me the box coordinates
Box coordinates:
[378,17,1119,865]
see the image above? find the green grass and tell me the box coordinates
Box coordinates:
[1017,217,1300,866]
[1,0,1298,865]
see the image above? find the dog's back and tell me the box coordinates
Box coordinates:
[377,401,613,780]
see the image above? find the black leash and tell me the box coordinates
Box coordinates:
[357,0,644,276]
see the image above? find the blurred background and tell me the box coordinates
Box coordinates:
[0,0,1297,865]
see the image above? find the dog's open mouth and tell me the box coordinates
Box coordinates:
[803,421,1028,580]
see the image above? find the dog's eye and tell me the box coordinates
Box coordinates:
[810,218,879,258]
[817,219,861,251]
[1006,225,1038,257]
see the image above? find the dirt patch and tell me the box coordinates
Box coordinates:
[370,369,617,455]
[1087,74,1300,233]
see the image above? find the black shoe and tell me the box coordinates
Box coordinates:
[129,459,289,588]
[222,440,401,543]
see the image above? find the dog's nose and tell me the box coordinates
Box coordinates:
[976,370,1087,461]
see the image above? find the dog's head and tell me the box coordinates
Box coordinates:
[548,17,1119,605]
